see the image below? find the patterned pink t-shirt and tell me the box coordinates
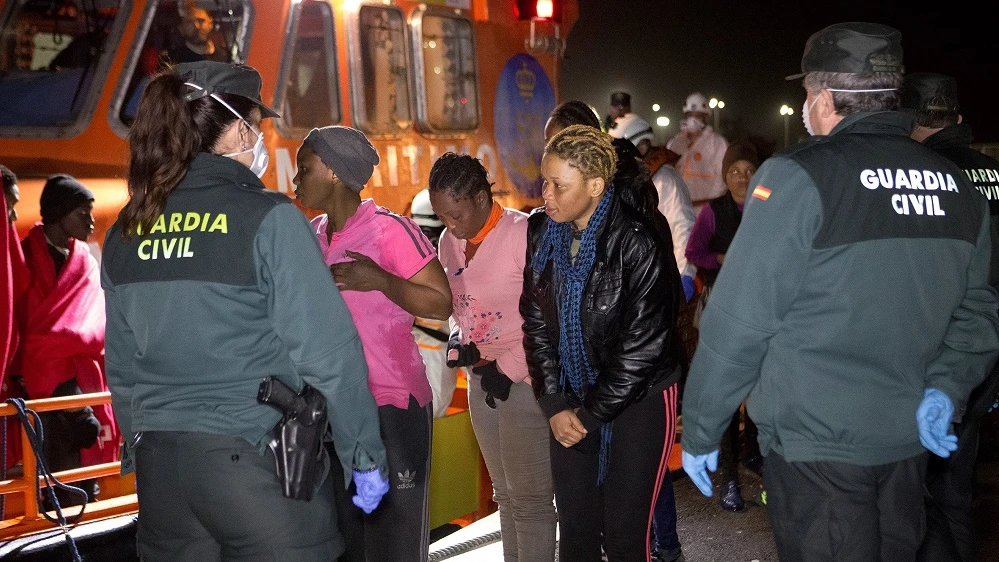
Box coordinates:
[313,199,435,408]
[438,207,530,383]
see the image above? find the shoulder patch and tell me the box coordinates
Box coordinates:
[752,185,772,201]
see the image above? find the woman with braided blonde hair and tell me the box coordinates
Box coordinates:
[520,124,684,561]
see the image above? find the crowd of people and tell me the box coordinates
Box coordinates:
[0,16,997,562]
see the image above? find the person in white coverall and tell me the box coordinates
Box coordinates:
[667,92,728,212]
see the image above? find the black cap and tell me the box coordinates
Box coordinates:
[786,22,903,80]
[610,91,631,107]
[174,61,280,118]
[40,174,93,225]
[901,72,959,114]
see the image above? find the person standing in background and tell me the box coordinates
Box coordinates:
[16,174,119,508]
[902,72,999,562]
[408,188,459,419]
[667,92,728,212]
[683,142,763,513]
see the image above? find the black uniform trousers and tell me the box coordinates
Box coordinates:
[134,431,341,562]
[764,451,927,562]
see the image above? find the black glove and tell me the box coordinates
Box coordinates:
[446,336,480,368]
[473,361,513,401]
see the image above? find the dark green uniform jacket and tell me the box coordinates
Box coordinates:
[102,154,386,482]
[682,112,999,466]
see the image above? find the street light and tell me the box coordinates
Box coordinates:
[656,116,670,127]
[652,103,661,112]
[780,104,795,147]
[709,97,724,130]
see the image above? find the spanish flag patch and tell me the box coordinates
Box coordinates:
[752,185,772,201]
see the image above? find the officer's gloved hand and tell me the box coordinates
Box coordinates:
[682,449,719,497]
[916,388,958,458]
[446,335,480,368]
[474,361,513,402]
[681,275,695,303]
[352,468,390,514]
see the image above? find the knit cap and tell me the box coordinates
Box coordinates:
[40,174,93,224]
[303,126,380,192]
[721,143,760,177]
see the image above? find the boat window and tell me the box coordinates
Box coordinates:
[274,0,340,138]
[349,4,411,136]
[412,9,478,133]
[0,0,130,136]
[111,0,252,132]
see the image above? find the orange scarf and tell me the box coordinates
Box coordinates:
[468,201,502,245]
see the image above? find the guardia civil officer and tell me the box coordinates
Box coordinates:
[902,72,999,562]
[680,23,999,562]
[101,61,389,561]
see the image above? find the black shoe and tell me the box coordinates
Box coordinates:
[652,546,685,562]
[719,480,745,512]
[743,453,763,476]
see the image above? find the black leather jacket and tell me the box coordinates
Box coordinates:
[520,192,682,433]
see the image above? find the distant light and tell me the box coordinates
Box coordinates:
[344,0,362,12]
[717,101,725,109]
[536,0,554,19]
[428,40,437,49]
[656,116,670,127]
[460,97,467,105]
[652,103,660,112]
[780,104,794,116]
[709,98,718,109]
[434,66,442,75]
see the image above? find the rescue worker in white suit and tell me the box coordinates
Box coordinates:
[409,188,458,419]
[667,92,729,212]
[610,113,697,303]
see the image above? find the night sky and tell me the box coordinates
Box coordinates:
[559,0,999,156]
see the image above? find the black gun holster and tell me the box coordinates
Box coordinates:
[257,376,328,501]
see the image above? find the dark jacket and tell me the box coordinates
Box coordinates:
[923,123,999,424]
[102,153,386,481]
[702,191,743,286]
[520,191,682,434]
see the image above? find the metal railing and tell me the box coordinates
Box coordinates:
[0,392,137,540]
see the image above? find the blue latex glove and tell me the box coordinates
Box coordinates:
[916,388,958,458]
[352,469,390,514]
[681,275,695,303]
[682,449,719,497]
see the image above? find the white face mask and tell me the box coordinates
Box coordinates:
[223,122,268,178]
[682,116,705,134]
[802,96,819,137]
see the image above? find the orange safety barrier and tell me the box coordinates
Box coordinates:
[0,392,137,540]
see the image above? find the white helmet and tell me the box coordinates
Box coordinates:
[683,92,710,114]
[608,113,654,147]
[410,188,442,229]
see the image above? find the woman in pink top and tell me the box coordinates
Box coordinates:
[293,126,452,562]
[429,153,556,562]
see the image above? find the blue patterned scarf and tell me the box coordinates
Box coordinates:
[532,188,615,483]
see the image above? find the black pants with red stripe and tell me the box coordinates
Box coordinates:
[551,381,678,562]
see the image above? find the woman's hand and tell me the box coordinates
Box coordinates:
[330,251,386,292]
[549,409,587,448]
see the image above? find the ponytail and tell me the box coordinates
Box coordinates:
[121,70,200,237]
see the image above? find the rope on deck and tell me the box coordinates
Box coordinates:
[428,529,502,561]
